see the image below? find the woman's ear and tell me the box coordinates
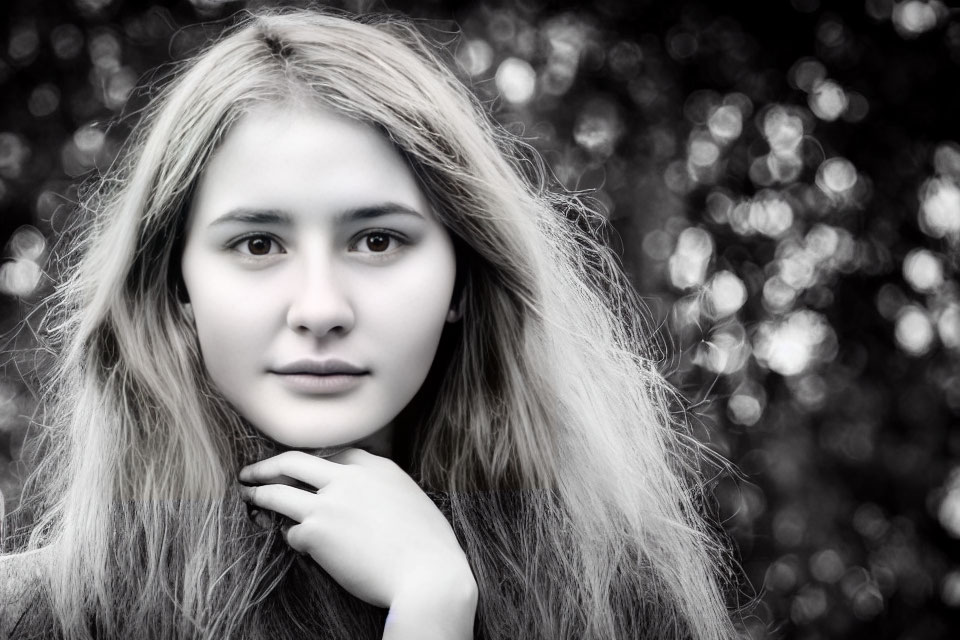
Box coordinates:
[447,245,468,323]
[446,295,464,323]
[176,282,194,321]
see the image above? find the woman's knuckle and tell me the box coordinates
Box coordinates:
[289,450,312,464]
[285,525,307,550]
[301,515,324,537]
[275,451,297,465]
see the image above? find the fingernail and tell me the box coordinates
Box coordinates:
[246,503,272,530]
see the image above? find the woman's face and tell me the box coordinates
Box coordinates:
[180,104,457,452]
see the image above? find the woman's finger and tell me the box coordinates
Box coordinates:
[239,483,315,523]
[239,450,341,489]
[240,473,303,489]
[283,522,313,555]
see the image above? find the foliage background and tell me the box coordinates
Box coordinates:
[2,0,959,638]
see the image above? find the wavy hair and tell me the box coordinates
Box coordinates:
[5,8,736,640]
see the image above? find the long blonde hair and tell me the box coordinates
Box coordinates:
[6,9,735,640]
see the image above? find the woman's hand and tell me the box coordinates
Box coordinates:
[238,449,477,637]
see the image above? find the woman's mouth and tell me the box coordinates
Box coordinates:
[271,372,368,394]
[271,358,368,376]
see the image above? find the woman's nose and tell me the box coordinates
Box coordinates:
[285,256,356,337]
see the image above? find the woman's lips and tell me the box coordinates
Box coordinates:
[271,358,367,375]
[272,372,367,394]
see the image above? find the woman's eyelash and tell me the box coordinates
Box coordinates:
[224,230,409,257]
[226,234,285,256]
[349,230,409,254]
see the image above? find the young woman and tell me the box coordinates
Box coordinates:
[0,9,736,640]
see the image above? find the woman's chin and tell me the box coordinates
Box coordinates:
[253,421,396,459]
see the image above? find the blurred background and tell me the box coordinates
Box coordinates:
[1,0,959,637]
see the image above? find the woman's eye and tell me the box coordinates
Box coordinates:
[231,235,283,256]
[352,231,405,254]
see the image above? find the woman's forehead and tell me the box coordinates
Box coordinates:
[185,104,435,230]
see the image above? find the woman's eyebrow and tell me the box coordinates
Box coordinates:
[207,203,424,228]
[334,203,426,224]
[208,208,291,227]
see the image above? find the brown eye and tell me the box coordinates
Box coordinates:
[365,233,392,252]
[246,237,274,255]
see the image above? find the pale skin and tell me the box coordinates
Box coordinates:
[179,104,477,637]
[238,450,477,639]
